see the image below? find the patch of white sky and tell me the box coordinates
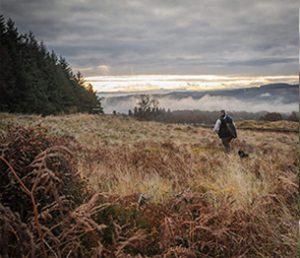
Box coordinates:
[85,75,298,92]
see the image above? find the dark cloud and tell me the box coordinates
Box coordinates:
[1,0,298,76]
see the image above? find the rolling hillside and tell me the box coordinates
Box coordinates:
[99,83,299,113]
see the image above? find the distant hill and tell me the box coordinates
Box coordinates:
[260,83,297,89]
[99,83,299,114]
[158,83,298,101]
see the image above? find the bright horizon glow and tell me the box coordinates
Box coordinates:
[86,75,298,92]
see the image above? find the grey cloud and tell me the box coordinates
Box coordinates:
[1,0,298,76]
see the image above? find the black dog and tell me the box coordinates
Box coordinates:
[238,150,249,158]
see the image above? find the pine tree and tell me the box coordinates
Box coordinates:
[0,15,6,38]
[0,16,102,115]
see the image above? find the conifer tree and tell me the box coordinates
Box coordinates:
[0,16,102,115]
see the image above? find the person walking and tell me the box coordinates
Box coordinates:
[213,110,237,152]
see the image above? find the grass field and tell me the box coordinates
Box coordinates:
[0,113,298,257]
[235,120,299,132]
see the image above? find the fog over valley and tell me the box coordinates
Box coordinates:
[99,83,299,114]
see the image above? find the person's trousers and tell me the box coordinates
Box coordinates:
[221,137,233,152]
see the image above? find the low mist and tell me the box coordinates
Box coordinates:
[101,94,299,114]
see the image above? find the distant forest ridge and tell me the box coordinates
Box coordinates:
[100,82,299,114]
[0,15,102,115]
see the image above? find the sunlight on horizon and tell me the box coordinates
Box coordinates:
[86,74,298,92]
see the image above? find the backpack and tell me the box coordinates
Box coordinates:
[224,116,237,138]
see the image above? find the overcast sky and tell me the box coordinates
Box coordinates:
[1,0,298,77]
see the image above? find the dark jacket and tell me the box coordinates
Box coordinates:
[218,115,234,138]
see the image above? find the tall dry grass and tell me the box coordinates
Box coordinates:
[0,113,298,257]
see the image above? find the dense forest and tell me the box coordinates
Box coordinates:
[0,15,102,115]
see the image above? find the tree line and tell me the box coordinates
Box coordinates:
[125,95,299,124]
[0,15,102,115]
